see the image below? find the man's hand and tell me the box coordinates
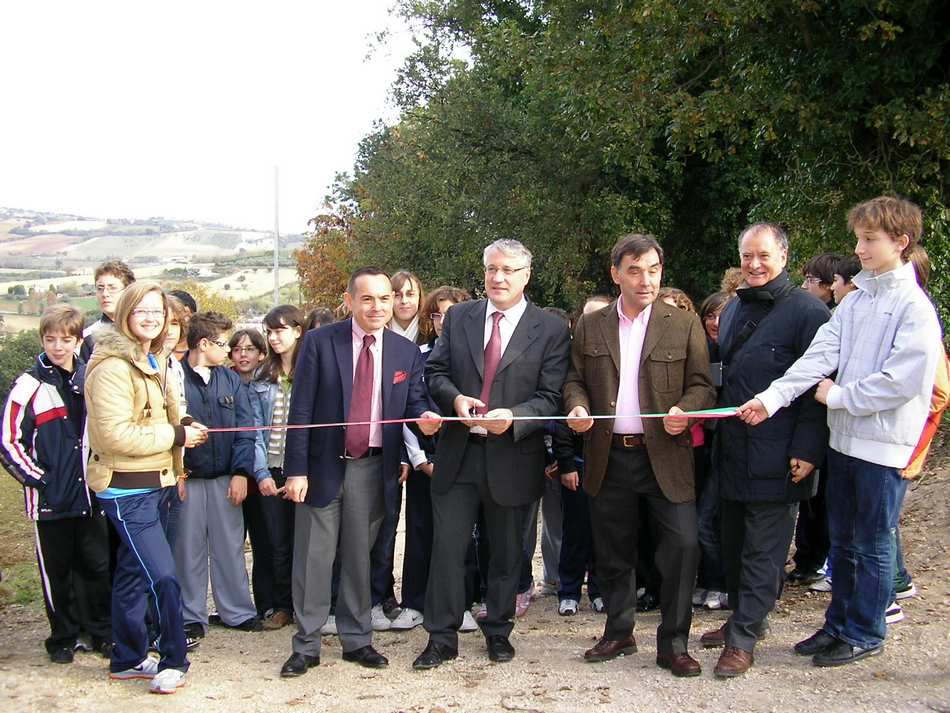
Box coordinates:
[227,475,248,506]
[544,463,559,481]
[663,406,689,436]
[789,458,815,483]
[284,476,308,503]
[399,463,411,484]
[259,477,279,497]
[418,462,434,478]
[737,399,769,426]
[177,478,187,503]
[417,411,442,436]
[566,405,594,433]
[560,471,580,491]
[453,395,485,427]
[482,408,513,435]
[815,378,834,405]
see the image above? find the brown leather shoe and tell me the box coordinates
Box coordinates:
[714,646,753,678]
[584,636,637,662]
[262,610,293,631]
[656,652,702,677]
[700,623,727,649]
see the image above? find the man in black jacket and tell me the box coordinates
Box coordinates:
[702,223,830,677]
[173,312,259,638]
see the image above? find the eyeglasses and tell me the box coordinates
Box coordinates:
[430,313,444,322]
[95,283,124,294]
[803,276,824,285]
[484,265,528,277]
[208,339,229,349]
[130,309,165,319]
[231,346,260,354]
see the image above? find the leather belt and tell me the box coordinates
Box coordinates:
[611,433,646,449]
[345,447,383,459]
[467,433,488,445]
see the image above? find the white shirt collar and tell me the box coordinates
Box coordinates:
[486,296,528,324]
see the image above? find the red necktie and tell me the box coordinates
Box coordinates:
[476,311,504,415]
[346,333,375,457]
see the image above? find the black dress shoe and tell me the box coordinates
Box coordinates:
[342,645,389,668]
[412,641,459,670]
[280,652,320,677]
[49,647,74,664]
[794,629,838,656]
[226,616,264,632]
[486,635,515,662]
[813,640,883,667]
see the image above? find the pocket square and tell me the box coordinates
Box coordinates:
[393,370,408,384]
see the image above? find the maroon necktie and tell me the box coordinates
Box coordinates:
[346,333,375,457]
[476,311,504,415]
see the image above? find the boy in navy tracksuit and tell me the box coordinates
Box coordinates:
[0,304,111,663]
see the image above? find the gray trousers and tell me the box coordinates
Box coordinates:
[523,476,563,586]
[173,476,257,629]
[291,455,384,657]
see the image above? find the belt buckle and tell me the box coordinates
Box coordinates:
[622,434,637,448]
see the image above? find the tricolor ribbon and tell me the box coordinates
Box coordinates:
[205,407,739,434]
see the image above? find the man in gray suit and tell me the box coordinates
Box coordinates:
[412,239,571,670]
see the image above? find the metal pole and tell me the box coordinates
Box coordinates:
[273,165,280,305]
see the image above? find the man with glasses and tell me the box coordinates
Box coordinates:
[80,260,136,362]
[172,312,261,639]
[412,239,571,670]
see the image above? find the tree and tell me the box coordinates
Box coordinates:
[0,329,42,404]
[295,213,356,310]
[166,281,240,322]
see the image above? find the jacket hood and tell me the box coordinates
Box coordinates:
[85,327,164,377]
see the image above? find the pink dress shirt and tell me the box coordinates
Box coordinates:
[614,298,651,434]
[352,321,384,448]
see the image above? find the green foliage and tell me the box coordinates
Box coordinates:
[322,0,948,322]
[0,330,42,405]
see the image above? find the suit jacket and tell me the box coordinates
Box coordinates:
[562,299,716,503]
[424,299,571,507]
[283,318,430,511]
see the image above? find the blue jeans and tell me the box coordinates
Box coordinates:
[823,450,903,649]
[100,488,189,673]
[890,478,912,600]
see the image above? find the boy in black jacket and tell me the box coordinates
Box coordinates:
[172,312,259,640]
[1,305,111,663]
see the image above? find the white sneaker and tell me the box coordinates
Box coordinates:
[809,576,832,592]
[558,599,579,616]
[535,581,558,597]
[895,582,917,600]
[320,614,337,636]
[885,601,904,624]
[692,588,707,606]
[149,668,186,694]
[390,607,424,630]
[704,590,727,610]
[371,604,392,631]
[458,610,478,632]
[110,656,159,680]
[590,597,606,613]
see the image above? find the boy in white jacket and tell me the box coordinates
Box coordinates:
[738,196,942,668]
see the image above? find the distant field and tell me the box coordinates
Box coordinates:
[0,315,40,334]
[204,267,298,299]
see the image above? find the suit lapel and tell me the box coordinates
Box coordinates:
[496,303,542,376]
[332,320,354,420]
[639,303,673,367]
[599,301,621,373]
[465,301,488,379]
[381,329,395,417]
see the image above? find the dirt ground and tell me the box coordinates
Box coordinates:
[1,438,949,713]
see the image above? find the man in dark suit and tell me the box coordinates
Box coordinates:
[563,233,716,677]
[278,267,439,677]
[411,239,571,670]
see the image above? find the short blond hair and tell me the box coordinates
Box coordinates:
[847,196,922,260]
[39,304,84,340]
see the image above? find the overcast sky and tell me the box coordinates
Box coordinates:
[0,1,415,233]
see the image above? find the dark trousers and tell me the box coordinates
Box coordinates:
[695,446,724,591]
[424,440,524,649]
[243,487,276,616]
[35,514,112,652]
[721,499,797,651]
[370,482,401,607]
[260,467,295,614]
[401,469,434,612]
[99,488,188,673]
[557,467,600,602]
[792,461,829,575]
[589,447,698,656]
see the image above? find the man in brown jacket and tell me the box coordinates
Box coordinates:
[564,233,715,677]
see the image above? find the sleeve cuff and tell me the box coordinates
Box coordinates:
[173,425,186,447]
[408,450,428,468]
[756,388,785,418]
[826,384,844,410]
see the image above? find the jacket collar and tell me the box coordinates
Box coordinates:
[852,260,917,296]
[34,352,84,394]
[735,270,794,305]
[598,298,674,372]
